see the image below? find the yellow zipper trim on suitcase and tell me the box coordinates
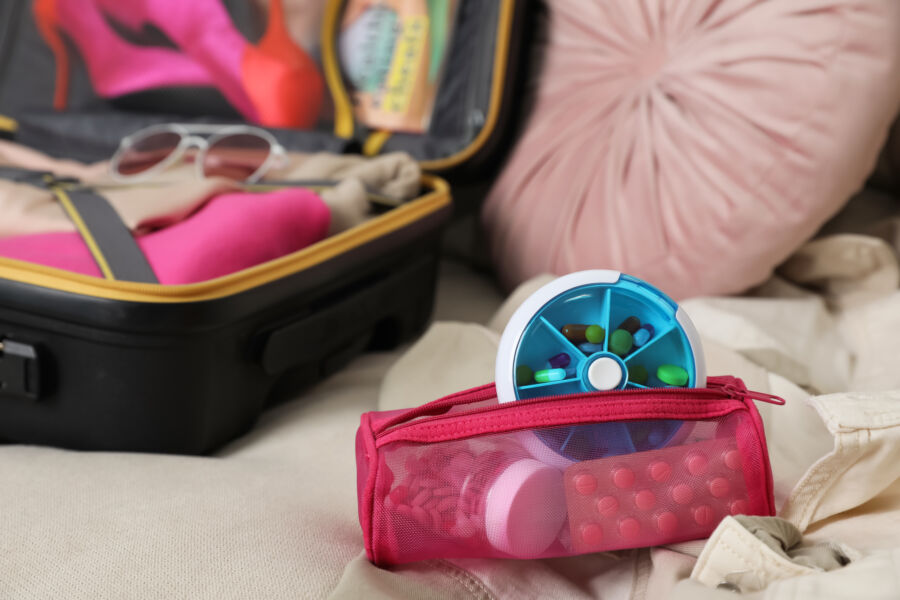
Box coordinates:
[419,0,514,171]
[323,0,515,171]
[322,0,356,139]
[0,175,451,303]
[363,130,391,157]
[0,115,17,134]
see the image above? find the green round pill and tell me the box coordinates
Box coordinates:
[657,364,689,387]
[609,329,633,357]
[585,324,605,344]
[516,365,534,386]
[628,364,649,385]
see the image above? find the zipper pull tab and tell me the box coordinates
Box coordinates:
[741,389,786,405]
[719,383,786,406]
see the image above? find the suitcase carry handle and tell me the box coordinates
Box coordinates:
[0,339,40,401]
[257,256,435,375]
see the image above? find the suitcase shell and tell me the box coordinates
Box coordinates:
[0,175,451,453]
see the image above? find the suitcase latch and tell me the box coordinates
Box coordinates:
[0,340,40,401]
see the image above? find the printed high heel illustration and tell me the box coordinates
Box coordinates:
[33,0,214,111]
[33,0,325,129]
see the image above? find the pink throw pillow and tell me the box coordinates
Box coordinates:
[483,0,900,299]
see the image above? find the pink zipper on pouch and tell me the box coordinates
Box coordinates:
[356,376,783,565]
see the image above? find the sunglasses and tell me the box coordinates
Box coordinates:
[109,124,288,183]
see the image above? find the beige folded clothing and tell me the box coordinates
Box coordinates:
[0,139,421,238]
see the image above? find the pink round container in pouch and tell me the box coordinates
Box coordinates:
[483,458,567,557]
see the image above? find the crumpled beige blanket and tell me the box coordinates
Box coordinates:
[0,140,421,237]
[2,183,900,598]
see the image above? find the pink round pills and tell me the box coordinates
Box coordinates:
[619,517,641,539]
[389,485,409,504]
[656,511,678,535]
[694,504,713,525]
[581,523,604,546]
[686,452,709,476]
[635,490,656,510]
[693,505,714,526]
[649,460,671,482]
[612,467,635,489]
[709,477,731,498]
[671,484,693,505]
[724,450,742,471]
[411,489,431,506]
[597,495,619,516]
[574,473,598,496]
[730,500,749,515]
[412,505,431,526]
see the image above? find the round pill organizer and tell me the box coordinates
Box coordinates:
[495,270,706,468]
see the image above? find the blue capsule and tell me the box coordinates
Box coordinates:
[579,342,604,355]
[633,324,655,348]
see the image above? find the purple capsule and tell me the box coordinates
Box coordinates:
[548,352,571,369]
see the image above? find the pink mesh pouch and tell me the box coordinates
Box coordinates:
[356,376,783,565]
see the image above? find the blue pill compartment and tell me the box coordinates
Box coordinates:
[510,274,700,461]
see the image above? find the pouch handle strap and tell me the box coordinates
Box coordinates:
[0,166,159,283]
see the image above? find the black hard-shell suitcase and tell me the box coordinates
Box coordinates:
[0,0,528,453]
[0,173,450,453]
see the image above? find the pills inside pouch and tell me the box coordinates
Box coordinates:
[563,437,749,553]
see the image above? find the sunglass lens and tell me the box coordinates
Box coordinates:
[116,131,182,175]
[203,133,272,180]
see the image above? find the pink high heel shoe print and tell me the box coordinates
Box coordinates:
[34,0,324,129]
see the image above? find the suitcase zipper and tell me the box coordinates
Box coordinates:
[374,376,784,446]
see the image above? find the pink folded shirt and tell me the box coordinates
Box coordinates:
[0,187,331,284]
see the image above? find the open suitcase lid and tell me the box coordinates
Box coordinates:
[0,0,528,178]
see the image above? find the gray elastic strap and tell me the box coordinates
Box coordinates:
[66,189,159,284]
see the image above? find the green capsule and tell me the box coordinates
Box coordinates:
[585,324,605,344]
[657,364,689,387]
[516,365,534,386]
[628,364,649,385]
[535,368,566,383]
[609,329,633,357]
